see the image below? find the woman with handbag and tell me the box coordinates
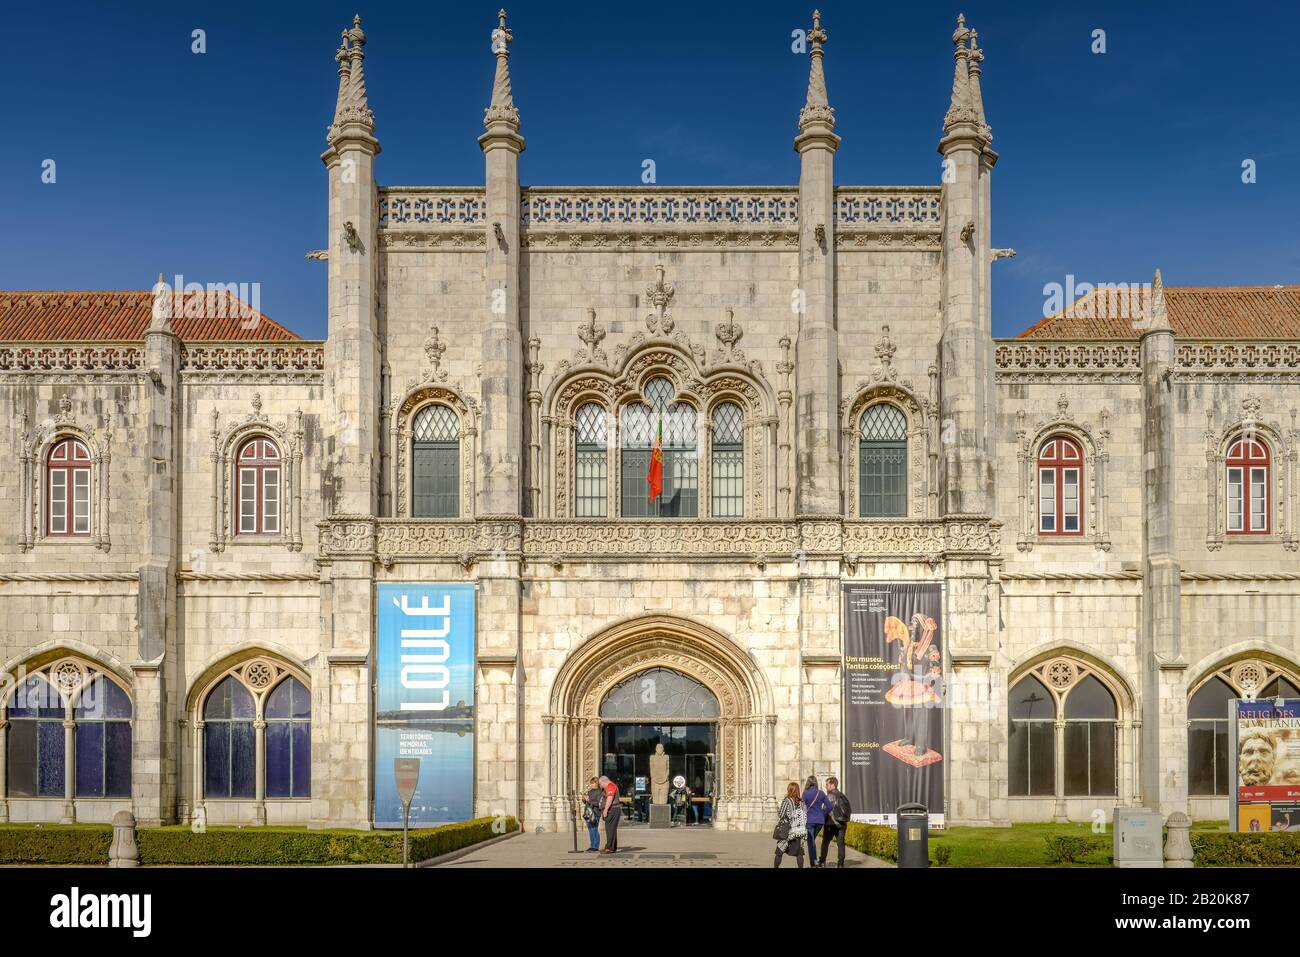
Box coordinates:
[772,781,809,868]
[582,777,602,852]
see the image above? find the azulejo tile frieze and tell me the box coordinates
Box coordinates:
[316,516,1002,563]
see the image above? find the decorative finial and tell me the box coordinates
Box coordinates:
[483,8,521,135]
[967,31,991,142]
[1148,268,1171,331]
[796,9,837,146]
[942,15,976,137]
[327,15,375,145]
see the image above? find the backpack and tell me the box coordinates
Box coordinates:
[830,791,852,826]
[582,792,598,824]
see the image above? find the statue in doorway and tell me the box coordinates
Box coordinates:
[650,743,670,805]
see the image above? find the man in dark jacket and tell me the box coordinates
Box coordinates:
[819,776,851,868]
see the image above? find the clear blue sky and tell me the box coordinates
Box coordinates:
[7,1,1297,339]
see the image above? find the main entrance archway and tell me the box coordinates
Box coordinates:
[543,616,777,832]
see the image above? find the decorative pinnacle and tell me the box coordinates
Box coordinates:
[327,14,376,145]
[1149,268,1171,331]
[797,9,836,141]
[483,8,521,134]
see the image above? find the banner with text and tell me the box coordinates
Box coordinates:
[1230,697,1300,833]
[374,583,476,828]
[843,583,945,828]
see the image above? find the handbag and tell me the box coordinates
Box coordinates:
[772,819,790,841]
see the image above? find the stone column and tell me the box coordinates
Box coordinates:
[192,717,206,823]
[0,715,8,822]
[793,13,841,518]
[1139,272,1186,815]
[62,717,75,823]
[253,718,267,825]
[1052,717,1067,822]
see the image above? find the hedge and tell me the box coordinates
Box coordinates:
[843,821,898,862]
[0,825,112,865]
[0,817,517,866]
[1191,832,1300,867]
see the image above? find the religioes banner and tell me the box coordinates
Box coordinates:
[1230,697,1300,833]
[843,583,945,827]
[374,583,476,828]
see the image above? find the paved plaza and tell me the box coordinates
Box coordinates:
[436,826,892,868]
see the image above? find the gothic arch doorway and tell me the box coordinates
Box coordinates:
[543,616,777,831]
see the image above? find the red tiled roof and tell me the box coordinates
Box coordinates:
[1017,286,1300,339]
[0,291,300,342]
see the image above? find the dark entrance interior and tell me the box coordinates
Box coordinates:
[601,722,716,824]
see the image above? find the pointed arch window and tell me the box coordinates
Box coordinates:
[1189,664,1300,795]
[46,437,92,536]
[203,676,256,799]
[1063,675,1117,797]
[1009,674,1055,797]
[412,404,460,518]
[7,675,67,798]
[264,677,311,799]
[574,403,608,518]
[1038,436,1083,535]
[858,404,907,518]
[620,377,698,518]
[73,677,133,798]
[1226,435,1270,534]
[236,437,281,535]
[710,402,744,517]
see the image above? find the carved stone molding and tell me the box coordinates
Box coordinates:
[1203,399,1298,551]
[209,401,304,553]
[389,383,479,520]
[1013,398,1111,554]
[17,405,113,553]
[180,344,324,384]
[994,342,1141,382]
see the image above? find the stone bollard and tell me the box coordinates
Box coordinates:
[1164,811,1194,869]
[108,810,139,868]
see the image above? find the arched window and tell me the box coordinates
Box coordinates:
[858,404,907,518]
[411,404,460,518]
[1008,674,1055,797]
[1063,675,1116,796]
[236,437,281,535]
[574,403,608,518]
[204,676,256,798]
[620,377,698,518]
[264,677,311,799]
[1188,677,1235,797]
[600,668,721,720]
[1226,435,1270,534]
[710,402,744,518]
[1038,436,1083,535]
[46,437,91,536]
[73,677,132,798]
[7,675,66,797]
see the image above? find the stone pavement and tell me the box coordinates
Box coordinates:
[436,825,893,868]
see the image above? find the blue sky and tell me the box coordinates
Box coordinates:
[8,1,1298,338]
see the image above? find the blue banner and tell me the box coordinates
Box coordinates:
[374,583,476,828]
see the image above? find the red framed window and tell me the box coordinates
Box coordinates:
[1226,436,1269,535]
[1038,436,1083,536]
[236,438,281,535]
[46,438,92,537]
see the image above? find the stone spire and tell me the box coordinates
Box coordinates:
[483,9,522,135]
[795,9,837,150]
[327,15,376,146]
[942,14,975,135]
[1149,268,1171,331]
[967,31,992,142]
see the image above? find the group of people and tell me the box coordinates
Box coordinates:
[773,775,852,868]
[580,771,853,867]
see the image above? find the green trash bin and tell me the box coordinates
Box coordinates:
[897,803,929,868]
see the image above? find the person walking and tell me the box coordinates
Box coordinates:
[773,781,809,868]
[819,776,852,868]
[583,776,603,852]
[598,774,621,854]
[802,775,831,867]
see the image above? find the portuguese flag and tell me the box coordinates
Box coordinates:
[647,406,664,502]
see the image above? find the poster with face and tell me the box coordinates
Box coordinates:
[1230,698,1300,831]
[842,583,945,828]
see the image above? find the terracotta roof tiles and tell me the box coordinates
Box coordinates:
[0,291,300,342]
[1017,286,1300,340]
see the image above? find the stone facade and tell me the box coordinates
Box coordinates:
[1,13,1297,831]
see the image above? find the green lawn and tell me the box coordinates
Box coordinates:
[928,820,1228,868]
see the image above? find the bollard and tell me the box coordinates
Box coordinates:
[108,809,139,868]
[896,803,929,868]
[1164,811,1194,869]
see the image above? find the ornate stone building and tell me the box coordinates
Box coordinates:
[1,12,1297,831]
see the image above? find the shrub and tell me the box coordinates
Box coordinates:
[932,843,952,866]
[1044,835,1106,864]
[0,816,517,866]
[843,821,898,862]
[0,825,111,864]
[1190,832,1300,867]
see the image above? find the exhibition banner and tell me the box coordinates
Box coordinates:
[843,583,945,827]
[374,583,476,828]
[1230,697,1300,833]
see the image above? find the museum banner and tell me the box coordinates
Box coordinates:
[1230,697,1300,833]
[842,583,944,828]
[374,583,476,828]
